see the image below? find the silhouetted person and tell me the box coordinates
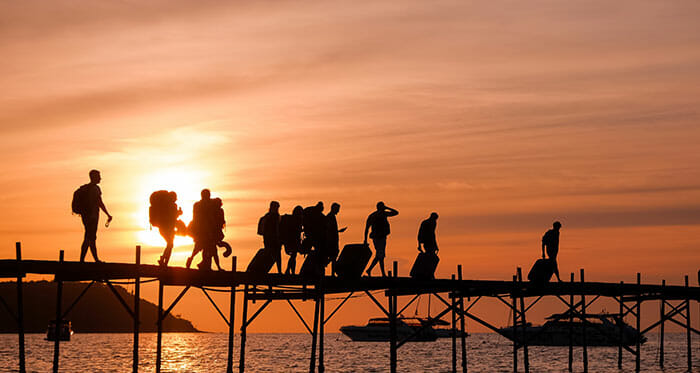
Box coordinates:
[282,205,304,274]
[418,212,439,255]
[302,201,328,256]
[186,189,223,271]
[75,170,113,262]
[364,202,398,277]
[326,202,347,275]
[542,221,562,281]
[259,201,282,273]
[149,191,184,266]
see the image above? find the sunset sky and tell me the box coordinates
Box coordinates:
[1,1,699,333]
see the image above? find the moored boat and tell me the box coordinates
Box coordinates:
[341,317,440,342]
[46,320,73,341]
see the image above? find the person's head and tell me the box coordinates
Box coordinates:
[376,201,385,211]
[89,169,101,184]
[269,200,280,213]
[201,189,211,200]
[316,201,324,213]
[330,202,340,215]
[430,212,439,220]
[292,205,303,217]
[169,191,178,203]
[553,221,562,230]
[213,197,222,207]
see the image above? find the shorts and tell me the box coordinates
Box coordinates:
[81,215,98,242]
[372,237,387,259]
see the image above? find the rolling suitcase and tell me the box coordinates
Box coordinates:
[299,251,324,278]
[410,252,440,280]
[334,243,372,278]
[246,248,274,274]
[527,258,554,284]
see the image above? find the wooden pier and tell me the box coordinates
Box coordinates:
[1,242,699,373]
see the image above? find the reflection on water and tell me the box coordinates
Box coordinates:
[0,333,697,372]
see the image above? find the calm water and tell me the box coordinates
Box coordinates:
[0,333,697,372]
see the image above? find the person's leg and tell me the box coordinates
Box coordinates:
[286,251,297,274]
[86,218,100,262]
[374,238,387,277]
[547,247,561,281]
[159,228,175,266]
[187,244,202,269]
[212,248,222,271]
[80,219,89,262]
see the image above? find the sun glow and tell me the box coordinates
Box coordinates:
[135,167,209,248]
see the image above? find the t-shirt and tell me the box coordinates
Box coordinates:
[367,211,390,238]
[84,183,102,218]
[261,212,280,239]
[542,229,559,250]
[418,219,436,244]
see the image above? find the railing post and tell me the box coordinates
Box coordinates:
[53,250,65,373]
[580,269,587,373]
[156,280,164,373]
[659,279,665,370]
[227,256,237,373]
[635,273,641,373]
[239,285,248,373]
[517,267,529,373]
[133,245,141,373]
[568,272,574,373]
[15,242,25,373]
[458,265,467,373]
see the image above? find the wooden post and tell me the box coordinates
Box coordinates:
[309,293,320,373]
[635,273,641,373]
[517,267,529,373]
[580,269,587,373]
[15,243,25,373]
[512,275,518,373]
[686,275,692,372]
[227,257,237,373]
[53,250,64,373]
[389,261,398,373]
[239,285,248,373]
[156,281,164,373]
[451,275,457,373]
[618,281,623,370]
[568,272,574,373]
[458,265,467,373]
[318,290,325,373]
[133,246,141,373]
[659,280,665,370]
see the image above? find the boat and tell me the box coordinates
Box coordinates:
[498,313,646,346]
[341,317,440,342]
[46,320,73,341]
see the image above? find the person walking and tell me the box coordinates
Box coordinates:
[259,201,282,274]
[417,212,439,255]
[326,202,347,276]
[74,169,113,262]
[282,206,304,274]
[364,201,398,277]
[542,221,562,281]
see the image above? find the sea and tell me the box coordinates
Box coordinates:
[0,333,697,372]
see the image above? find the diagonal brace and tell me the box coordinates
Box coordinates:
[287,300,312,335]
[104,280,135,319]
[201,287,229,327]
[62,281,95,319]
[162,286,191,321]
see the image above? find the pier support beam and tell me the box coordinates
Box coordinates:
[309,292,320,373]
[156,281,164,373]
[389,261,398,373]
[451,275,457,373]
[659,280,665,370]
[239,285,248,373]
[458,265,467,373]
[580,269,587,373]
[517,267,529,373]
[618,281,624,369]
[512,275,518,373]
[227,257,237,373]
[686,275,692,372]
[52,250,64,373]
[318,289,325,373]
[568,273,574,373]
[635,273,641,373]
[133,246,141,373]
[15,242,25,373]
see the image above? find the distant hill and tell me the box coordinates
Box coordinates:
[0,281,199,333]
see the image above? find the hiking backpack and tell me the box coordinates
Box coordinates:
[149,190,175,228]
[71,184,90,215]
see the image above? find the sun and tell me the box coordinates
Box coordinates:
[134,167,209,249]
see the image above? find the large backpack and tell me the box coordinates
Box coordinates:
[71,184,91,215]
[149,190,176,228]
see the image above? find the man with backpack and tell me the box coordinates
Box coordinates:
[281,205,304,274]
[149,190,184,266]
[542,221,563,282]
[186,189,225,271]
[364,201,399,277]
[258,201,282,273]
[72,169,113,262]
[417,212,439,255]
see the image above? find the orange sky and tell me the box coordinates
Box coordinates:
[1,1,700,333]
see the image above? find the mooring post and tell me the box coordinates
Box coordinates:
[451,274,457,373]
[659,279,665,369]
[309,290,320,373]
[517,267,529,373]
[618,281,624,369]
[227,256,237,373]
[458,265,467,373]
[239,284,248,373]
[389,261,398,373]
[53,250,65,373]
[635,273,641,373]
[15,242,25,373]
[512,274,518,373]
[568,272,574,373]
[133,246,141,373]
[580,268,587,373]
[686,275,692,372]
[156,280,164,373]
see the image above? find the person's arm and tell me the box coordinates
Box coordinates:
[364,215,371,244]
[541,234,546,259]
[98,195,112,222]
[384,206,399,217]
